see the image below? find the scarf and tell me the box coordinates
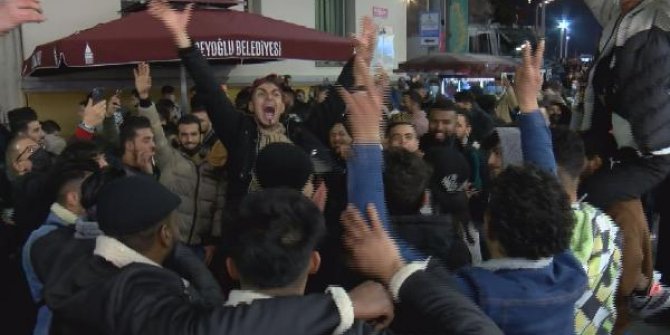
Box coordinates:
[248,123,292,191]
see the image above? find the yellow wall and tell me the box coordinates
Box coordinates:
[25,91,88,138]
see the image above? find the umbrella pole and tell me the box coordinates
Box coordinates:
[180,65,188,116]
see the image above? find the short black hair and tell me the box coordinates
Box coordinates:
[190,94,206,113]
[487,165,573,259]
[383,148,433,215]
[119,116,152,154]
[551,127,585,181]
[177,114,202,133]
[46,160,99,208]
[7,107,38,134]
[481,130,501,152]
[235,87,253,112]
[161,85,176,95]
[58,141,104,167]
[41,120,61,134]
[429,97,458,113]
[226,188,325,289]
[476,94,497,114]
[156,99,177,122]
[456,109,471,126]
[454,91,476,104]
[81,167,127,215]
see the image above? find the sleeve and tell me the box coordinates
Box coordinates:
[112,268,348,335]
[209,177,226,242]
[394,269,503,335]
[178,46,242,149]
[137,100,179,170]
[163,243,224,308]
[74,124,95,141]
[615,26,670,154]
[583,0,621,27]
[518,111,557,176]
[304,57,354,145]
[99,116,120,147]
[346,144,424,262]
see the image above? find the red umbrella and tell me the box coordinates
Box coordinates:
[23,8,354,76]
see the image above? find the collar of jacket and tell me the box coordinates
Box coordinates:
[93,235,162,269]
[224,290,272,306]
[50,203,79,226]
[476,257,553,271]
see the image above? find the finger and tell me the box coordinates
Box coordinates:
[86,98,94,108]
[534,39,546,69]
[366,204,384,234]
[185,3,195,21]
[16,0,42,12]
[341,205,370,238]
[336,86,356,111]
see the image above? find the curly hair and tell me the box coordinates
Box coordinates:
[383,148,433,215]
[487,165,573,259]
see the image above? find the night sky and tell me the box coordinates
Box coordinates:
[515,0,603,57]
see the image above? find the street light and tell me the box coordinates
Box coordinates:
[558,19,570,60]
[565,36,570,59]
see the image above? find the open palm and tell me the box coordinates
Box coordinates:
[148,0,194,38]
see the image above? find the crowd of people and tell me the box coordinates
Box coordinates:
[1,0,670,334]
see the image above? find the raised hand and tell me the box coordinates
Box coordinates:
[148,0,194,48]
[341,204,405,286]
[0,0,45,35]
[311,181,329,213]
[82,98,107,128]
[134,62,152,100]
[515,40,545,113]
[354,16,378,67]
[106,92,121,117]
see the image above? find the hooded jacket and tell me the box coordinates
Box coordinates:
[577,0,670,155]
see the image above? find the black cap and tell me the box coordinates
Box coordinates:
[256,143,314,191]
[97,176,181,236]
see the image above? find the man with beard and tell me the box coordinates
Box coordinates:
[134,62,225,264]
[419,98,460,152]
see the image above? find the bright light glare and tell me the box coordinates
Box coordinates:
[558,20,570,30]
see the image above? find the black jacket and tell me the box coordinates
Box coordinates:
[394,269,503,335]
[178,46,352,209]
[392,215,471,271]
[45,255,346,335]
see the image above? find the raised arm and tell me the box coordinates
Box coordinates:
[515,40,557,176]
[133,62,179,171]
[339,19,422,262]
[148,0,242,149]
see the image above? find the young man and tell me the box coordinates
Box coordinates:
[225,188,392,334]
[552,127,623,334]
[575,1,670,330]
[150,0,358,212]
[385,122,420,154]
[419,98,459,152]
[454,91,494,143]
[134,63,225,263]
[190,95,228,168]
[7,107,45,145]
[45,176,394,335]
[403,91,429,137]
[41,120,66,155]
[22,163,94,335]
[383,148,471,271]
[118,116,156,176]
[455,110,485,190]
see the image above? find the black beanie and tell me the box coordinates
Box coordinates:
[424,147,471,215]
[8,107,38,133]
[256,143,314,191]
[97,176,181,236]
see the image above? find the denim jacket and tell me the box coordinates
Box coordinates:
[454,251,587,334]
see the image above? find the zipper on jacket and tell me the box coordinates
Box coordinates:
[187,163,202,245]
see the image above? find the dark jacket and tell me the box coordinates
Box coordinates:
[469,106,495,144]
[392,215,471,271]
[45,255,344,335]
[580,0,670,154]
[394,269,503,335]
[178,46,352,210]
